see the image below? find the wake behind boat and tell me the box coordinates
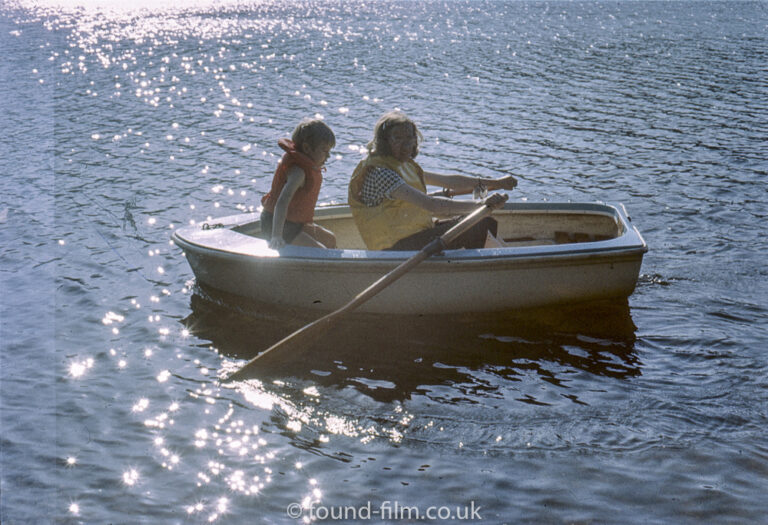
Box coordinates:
[172,201,647,314]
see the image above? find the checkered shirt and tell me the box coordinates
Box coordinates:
[359,167,405,207]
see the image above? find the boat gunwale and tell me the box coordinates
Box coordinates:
[172,202,648,265]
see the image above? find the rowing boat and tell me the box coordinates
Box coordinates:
[172,202,647,314]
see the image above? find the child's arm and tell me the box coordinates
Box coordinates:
[423,171,517,193]
[269,166,306,249]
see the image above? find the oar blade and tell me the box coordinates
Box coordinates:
[226,313,337,381]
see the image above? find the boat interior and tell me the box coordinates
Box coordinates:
[233,208,623,250]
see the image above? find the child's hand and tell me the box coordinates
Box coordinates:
[268,237,286,250]
[494,175,518,190]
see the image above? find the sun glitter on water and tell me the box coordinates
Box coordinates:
[20,0,246,10]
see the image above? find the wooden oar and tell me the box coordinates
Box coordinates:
[226,193,509,381]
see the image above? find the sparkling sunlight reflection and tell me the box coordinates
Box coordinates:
[122,468,139,486]
[68,358,94,378]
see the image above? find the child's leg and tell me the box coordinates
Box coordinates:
[301,222,337,249]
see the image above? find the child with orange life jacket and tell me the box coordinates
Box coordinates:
[261,119,337,249]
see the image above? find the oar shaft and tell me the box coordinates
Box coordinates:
[438,197,502,246]
[308,195,505,317]
[226,193,508,381]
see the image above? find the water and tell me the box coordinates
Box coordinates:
[1,0,767,523]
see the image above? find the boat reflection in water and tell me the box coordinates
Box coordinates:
[183,284,639,403]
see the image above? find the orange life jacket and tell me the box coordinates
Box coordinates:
[261,138,322,224]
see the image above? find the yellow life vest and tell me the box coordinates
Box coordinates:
[348,155,435,250]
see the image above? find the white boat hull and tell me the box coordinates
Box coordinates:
[173,202,647,314]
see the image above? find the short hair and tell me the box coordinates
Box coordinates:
[366,111,422,158]
[291,118,336,152]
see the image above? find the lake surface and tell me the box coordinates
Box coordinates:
[1,0,767,523]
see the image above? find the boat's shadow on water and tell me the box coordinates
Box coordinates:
[183,286,640,403]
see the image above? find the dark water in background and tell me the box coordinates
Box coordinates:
[1,0,767,523]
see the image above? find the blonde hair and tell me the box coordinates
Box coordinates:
[366,111,422,158]
[291,118,336,153]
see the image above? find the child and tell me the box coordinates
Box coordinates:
[261,118,337,249]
